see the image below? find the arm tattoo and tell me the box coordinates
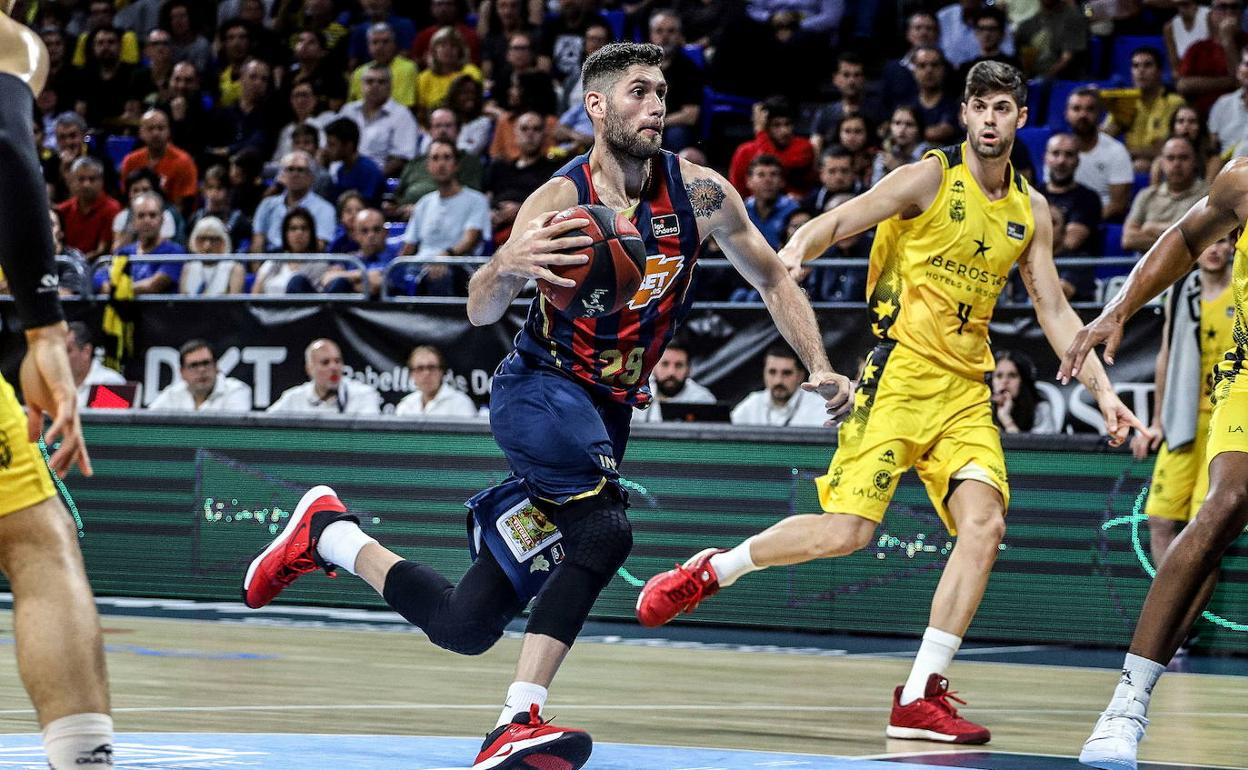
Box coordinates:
[1087,375,1102,394]
[686,178,726,218]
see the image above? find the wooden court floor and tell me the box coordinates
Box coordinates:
[0,611,1240,766]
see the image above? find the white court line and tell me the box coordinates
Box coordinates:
[846,644,1054,658]
[857,747,1248,769]
[0,703,1240,718]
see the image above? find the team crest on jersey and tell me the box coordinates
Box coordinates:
[949,180,966,222]
[582,288,609,317]
[628,253,686,309]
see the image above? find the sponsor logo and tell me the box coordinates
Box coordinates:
[1231,425,1244,433]
[827,466,843,488]
[952,180,965,193]
[878,449,896,465]
[628,253,685,310]
[925,254,1008,288]
[75,743,113,765]
[651,213,680,238]
[597,454,618,471]
[873,470,892,491]
[530,554,551,573]
[496,501,563,563]
[1007,221,1026,240]
[551,542,565,565]
[581,288,608,317]
[39,273,58,290]
[852,486,890,501]
[949,198,965,222]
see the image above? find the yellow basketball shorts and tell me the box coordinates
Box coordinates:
[814,343,1009,535]
[1144,410,1212,522]
[1206,372,1248,477]
[0,376,56,516]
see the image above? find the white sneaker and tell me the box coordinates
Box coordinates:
[1079,702,1147,770]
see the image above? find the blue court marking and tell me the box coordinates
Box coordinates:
[0,638,276,661]
[0,733,980,769]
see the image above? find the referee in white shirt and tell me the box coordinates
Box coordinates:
[148,340,252,412]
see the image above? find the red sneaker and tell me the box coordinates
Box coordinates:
[472,705,592,770]
[241,485,358,609]
[886,674,990,744]
[635,548,727,628]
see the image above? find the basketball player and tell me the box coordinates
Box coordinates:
[1135,236,1234,568]
[1066,174,1248,770]
[637,61,1145,745]
[0,6,113,768]
[243,42,850,770]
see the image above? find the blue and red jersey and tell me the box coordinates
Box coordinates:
[513,150,703,406]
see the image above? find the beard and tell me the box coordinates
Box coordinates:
[656,375,684,398]
[970,132,1009,159]
[603,108,662,159]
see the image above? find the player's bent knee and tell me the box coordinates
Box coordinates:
[552,488,633,578]
[810,514,874,558]
[1200,484,1248,526]
[428,622,507,656]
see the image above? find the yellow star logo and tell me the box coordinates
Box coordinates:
[854,390,870,409]
[873,298,897,320]
[861,363,879,383]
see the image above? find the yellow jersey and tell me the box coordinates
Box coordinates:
[1214,227,1248,386]
[1200,281,1235,408]
[866,142,1036,380]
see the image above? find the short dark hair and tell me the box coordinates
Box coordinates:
[762,95,794,123]
[963,59,1027,107]
[290,123,320,146]
[836,51,863,71]
[203,164,229,186]
[1069,85,1101,108]
[665,332,692,356]
[426,137,459,160]
[821,144,852,163]
[1131,46,1163,69]
[973,6,1007,28]
[581,42,663,94]
[409,344,447,370]
[179,339,214,367]
[748,153,783,175]
[67,321,92,349]
[125,166,164,196]
[324,117,360,148]
[764,343,802,368]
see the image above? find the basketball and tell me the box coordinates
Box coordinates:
[539,204,648,318]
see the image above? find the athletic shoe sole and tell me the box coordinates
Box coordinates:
[241,485,340,608]
[885,725,988,744]
[472,731,592,770]
[1078,749,1137,770]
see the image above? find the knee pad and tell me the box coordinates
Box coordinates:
[550,487,633,579]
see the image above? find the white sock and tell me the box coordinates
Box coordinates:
[316,520,376,575]
[709,537,760,588]
[496,681,547,728]
[43,713,113,769]
[1110,653,1165,714]
[900,627,962,705]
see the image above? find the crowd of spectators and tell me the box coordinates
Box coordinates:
[12,0,1248,434]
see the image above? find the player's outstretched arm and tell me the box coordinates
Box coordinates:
[777,157,943,278]
[1060,158,1248,380]
[1019,193,1148,447]
[684,162,852,422]
[466,177,590,326]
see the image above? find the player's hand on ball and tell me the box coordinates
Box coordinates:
[1059,312,1124,383]
[803,370,853,426]
[20,323,92,478]
[497,211,593,287]
[1097,391,1149,449]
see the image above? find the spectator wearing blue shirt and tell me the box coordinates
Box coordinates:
[99,192,185,295]
[316,208,398,296]
[743,154,798,250]
[250,151,337,252]
[398,139,490,296]
[324,118,385,206]
[346,0,416,68]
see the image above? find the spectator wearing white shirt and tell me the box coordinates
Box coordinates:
[397,139,490,296]
[938,0,1013,69]
[1064,87,1134,220]
[653,341,715,404]
[1208,48,1248,156]
[148,340,252,412]
[67,322,125,408]
[395,345,478,418]
[730,345,828,427]
[338,62,421,177]
[267,338,383,416]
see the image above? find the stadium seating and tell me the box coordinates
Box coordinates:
[1016,126,1052,171]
